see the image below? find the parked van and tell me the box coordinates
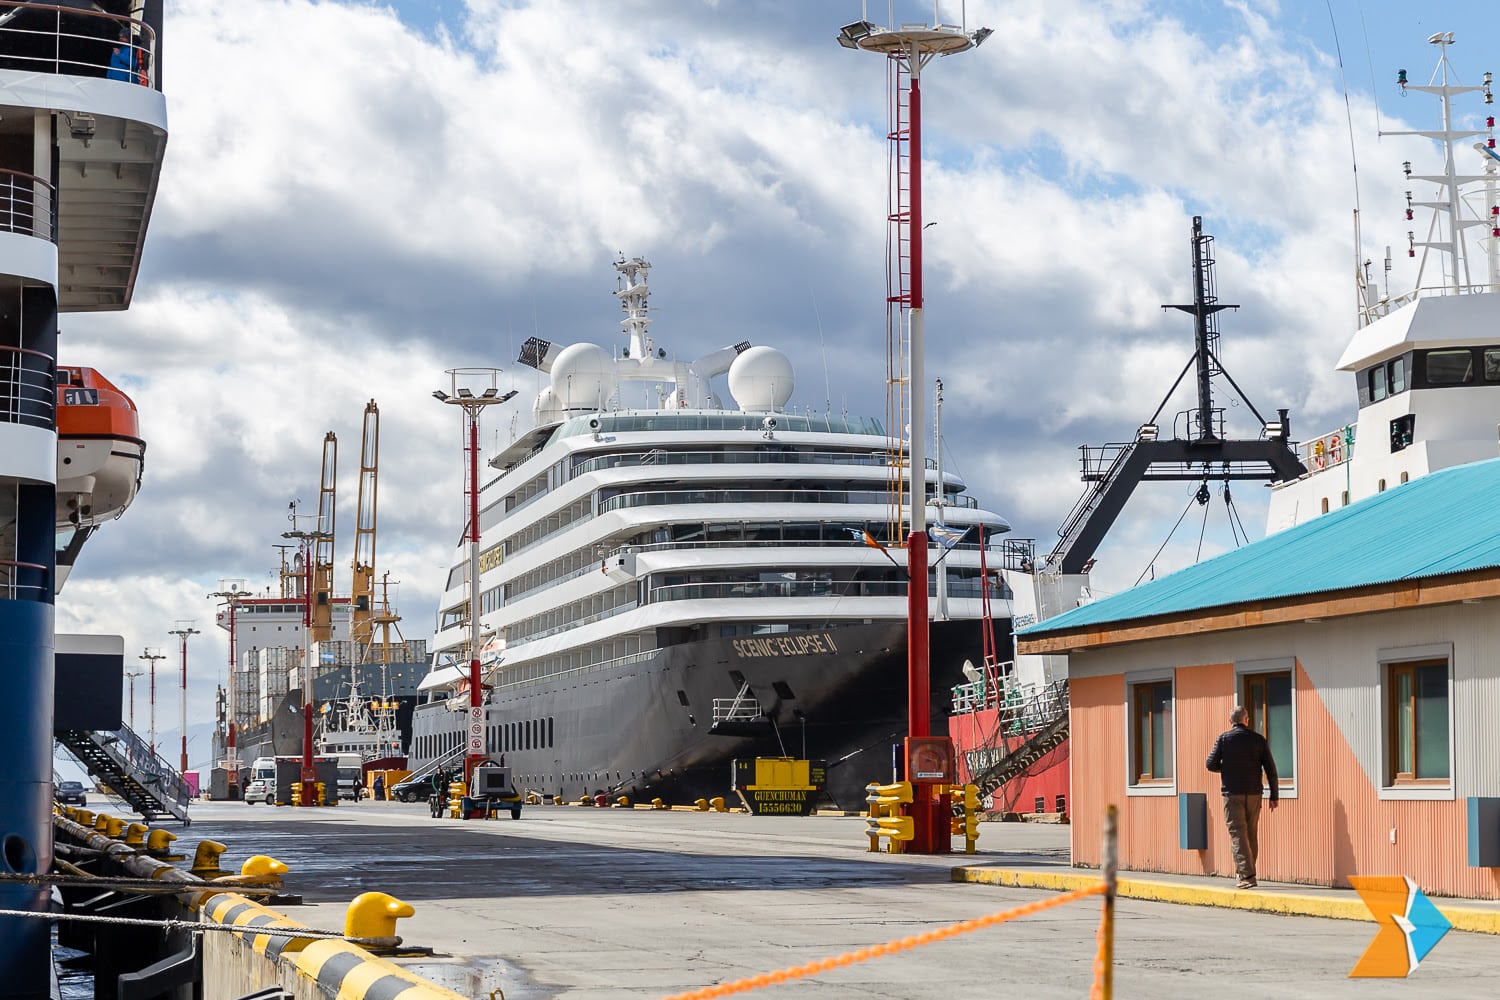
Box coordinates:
[332,753,364,801]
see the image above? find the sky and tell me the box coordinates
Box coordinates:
[45,0,1500,749]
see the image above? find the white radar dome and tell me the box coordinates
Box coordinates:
[727,346,794,412]
[533,385,564,425]
[550,342,618,411]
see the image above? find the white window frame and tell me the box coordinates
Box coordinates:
[1376,642,1455,802]
[1124,667,1176,797]
[1234,657,1298,800]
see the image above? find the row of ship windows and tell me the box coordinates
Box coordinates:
[492,567,1011,646]
[413,718,555,760]
[1359,346,1500,407]
[1316,472,1410,515]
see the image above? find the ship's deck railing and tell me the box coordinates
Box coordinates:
[573,447,935,477]
[951,674,1069,733]
[0,169,54,242]
[0,559,49,601]
[0,344,55,430]
[0,2,158,89]
[1297,425,1354,472]
[645,577,1011,604]
[1359,281,1498,326]
[599,486,979,514]
[605,534,1036,568]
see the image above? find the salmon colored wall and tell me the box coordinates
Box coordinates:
[1071,660,1500,898]
[1070,673,1122,867]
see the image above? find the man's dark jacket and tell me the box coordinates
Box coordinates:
[1204,723,1279,800]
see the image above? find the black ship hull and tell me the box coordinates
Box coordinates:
[411,617,1009,809]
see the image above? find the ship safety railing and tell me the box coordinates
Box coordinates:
[712,684,763,725]
[0,2,158,89]
[0,559,49,601]
[0,168,54,242]
[605,533,1034,568]
[952,672,1068,733]
[0,344,55,430]
[599,486,932,515]
[571,448,942,477]
[1300,426,1354,472]
[489,647,658,693]
[101,723,192,812]
[644,577,1014,604]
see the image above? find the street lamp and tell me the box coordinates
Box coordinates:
[138,648,165,756]
[434,368,517,787]
[282,528,331,805]
[167,623,200,774]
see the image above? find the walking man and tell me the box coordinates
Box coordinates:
[1205,705,1279,888]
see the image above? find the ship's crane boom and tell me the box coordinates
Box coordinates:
[351,400,379,660]
[310,431,337,643]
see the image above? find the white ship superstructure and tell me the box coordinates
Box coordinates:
[415,257,1037,806]
[1267,34,1500,531]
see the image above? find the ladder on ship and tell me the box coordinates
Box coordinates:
[402,742,466,787]
[55,723,192,824]
[958,676,1070,807]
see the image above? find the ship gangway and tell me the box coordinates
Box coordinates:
[56,723,192,824]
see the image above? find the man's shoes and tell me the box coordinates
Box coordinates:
[1236,878,1257,889]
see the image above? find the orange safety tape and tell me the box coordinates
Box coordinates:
[660,882,1106,1000]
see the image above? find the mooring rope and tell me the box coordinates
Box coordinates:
[0,906,374,943]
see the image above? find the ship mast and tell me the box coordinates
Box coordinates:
[1373,32,1496,321]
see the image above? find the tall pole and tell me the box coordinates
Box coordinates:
[138,648,165,755]
[434,371,515,787]
[207,587,250,795]
[168,624,200,773]
[838,14,989,855]
[124,669,143,729]
[280,528,328,805]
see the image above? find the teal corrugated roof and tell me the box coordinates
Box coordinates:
[1022,457,1500,638]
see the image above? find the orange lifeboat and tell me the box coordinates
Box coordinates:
[55,366,145,530]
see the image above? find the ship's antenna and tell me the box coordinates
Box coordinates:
[810,288,832,415]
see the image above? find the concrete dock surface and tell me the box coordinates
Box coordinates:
[176,800,1499,998]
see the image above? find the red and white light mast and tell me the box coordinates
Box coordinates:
[138,648,165,756]
[167,622,200,773]
[837,5,990,853]
[433,371,517,787]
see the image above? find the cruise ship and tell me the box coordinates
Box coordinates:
[413,256,1039,807]
[1265,32,1500,532]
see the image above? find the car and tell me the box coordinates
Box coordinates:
[54,780,86,806]
[390,772,450,803]
[244,778,275,805]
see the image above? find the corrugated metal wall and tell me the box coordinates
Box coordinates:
[1067,602,1500,897]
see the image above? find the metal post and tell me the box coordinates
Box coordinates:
[1101,803,1119,999]
[138,649,165,755]
[168,624,199,773]
[124,669,142,729]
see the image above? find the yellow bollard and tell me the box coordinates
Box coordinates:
[74,809,95,827]
[576,795,592,807]
[526,792,542,805]
[234,855,289,888]
[693,798,709,812]
[93,813,110,831]
[709,796,728,813]
[145,828,178,856]
[102,815,126,839]
[346,891,415,943]
[616,795,631,808]
[122,823,149,847]
[865,781,914,853]
[651,797,667,810]
[551,795,565,806]
[191,840,228,876]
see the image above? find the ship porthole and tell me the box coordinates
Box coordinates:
[2,834,35,874]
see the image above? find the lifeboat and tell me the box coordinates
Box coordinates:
[54,366,145,587]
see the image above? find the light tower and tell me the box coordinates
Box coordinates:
[433,370,517,787]
[124,669,144,729]
[207,584,251,798]
[167,623,200,773]
[837,6,990,854]
[138,648,166,756]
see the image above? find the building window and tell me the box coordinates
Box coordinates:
[1242,670,1294,783]
[1320,497,1329,515]
[1387,659,1449,784]
[1130,679,1174,784]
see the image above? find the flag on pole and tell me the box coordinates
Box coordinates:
[930,523,968,548]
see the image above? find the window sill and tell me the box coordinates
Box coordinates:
[1378,783,1454,802]
[1126,781,1177,797]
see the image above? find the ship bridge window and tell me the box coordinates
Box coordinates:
[1390,355,1407,394]
[1422,349,1474,385]
[1486,348,1500,382]
[1369,365,1387,402]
